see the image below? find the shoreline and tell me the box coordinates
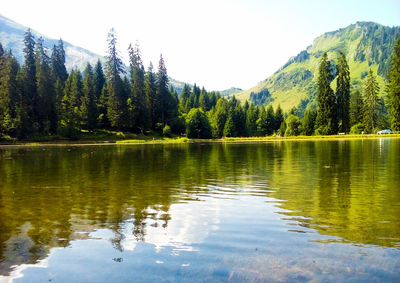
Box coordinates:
[1,134,399,147]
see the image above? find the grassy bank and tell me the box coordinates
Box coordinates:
[1,130,400,146]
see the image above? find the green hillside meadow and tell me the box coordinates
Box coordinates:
[235,22,400,112]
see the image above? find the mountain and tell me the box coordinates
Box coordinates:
[235,22,400,113]
[219,87,242,97]
[0,14,190,93]
[0,14,106,70]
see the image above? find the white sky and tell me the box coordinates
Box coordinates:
[2,0,400,90]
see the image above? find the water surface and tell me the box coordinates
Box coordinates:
[0,139,399,282]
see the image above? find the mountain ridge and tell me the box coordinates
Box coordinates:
[235,21,400,113]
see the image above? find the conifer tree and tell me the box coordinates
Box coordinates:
[186,108,212,139]
[105,28,125,129]
[81,63,97,130]
[211,98,228,138]
[363,69,380,133]
[20,28,38,134]
[256,106,267,136]
[246,104,259,136]
[144,62,157,129]
[93,59,105,99]
[59,70,83,137]
[315,53,337,135]
[199,87,210,111]
[349,89,364,127]
[265,105,275,135]
[156,54,170,127]
[223,110,236,137]
[0,50,20,135]
[301,109,317,136]
[274,105,284,133]
[35,36,56,134]
[51,39,68,84]
[179,84,191,113]
[387,37,400,131]
[336,51,350,133]
[128,43,149,133]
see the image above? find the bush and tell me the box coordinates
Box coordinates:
[163,124,171,136]
[350,123,365,134]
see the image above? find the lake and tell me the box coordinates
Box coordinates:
[0,139,399,282]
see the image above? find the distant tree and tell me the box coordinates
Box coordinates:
[59,70,82,138]
[315,53,337,135]
[387,37,400,131]
[211,98,228,138]
[50,39,68,84]
[35,37,56,134]
[81,63,97,130]
[0,50,20,136]
[349,89,364,127]
[285,114,301,136]
[144,62,157,129]
[301,108,317,135]
[256,106,267,136]
[105,28,126,129]
[199,87,210,111]
[128,43,149,133]
[336,51,350,133]
[223,110,236,137]
[363,69,380,133]
[186,108,212,139]
[156,54,170,127]
[265,105,275,135]
[274,105,284,133]
[20,28,38,135]
[246,104,259,136]
[179,84,191,113]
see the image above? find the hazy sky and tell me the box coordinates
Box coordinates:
[2,0,400,90]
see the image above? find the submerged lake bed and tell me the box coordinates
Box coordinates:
[0,139,399,282]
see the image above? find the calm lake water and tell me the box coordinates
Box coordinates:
[0,139,399,282]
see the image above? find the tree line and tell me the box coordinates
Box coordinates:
[0,29,399,140]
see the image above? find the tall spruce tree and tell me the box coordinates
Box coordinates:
[301,109,317,136]
[144,62,157,130]
[349,89,364,127]
[363,69,380,133]
[265,105,275,135]
[35,37,56,134]
[105,28,126,129]
[156,54,169,127]
[179,84,191,113]
[128,43,149,133]
[274,105,284,133]
[256,106,267,136]
[81,63,97,130]
[50,39,68,84]
[387,37,400,131]
[211,98,228,138]
[315,53,337,135]
[246,104,259,136]
[336,51,350,133]
[0,50,20,135]
[20,28,38,134]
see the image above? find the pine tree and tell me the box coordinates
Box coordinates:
[336,51,350,133]
[50,39,68,84]
[144,62,157,130]
[265,105,275,135]
[246,104,259,136]
[179,84,191,113]
[363,69,380,133]
[223,110,236,137]
[199,87,210,111]
[211,98,228,138]
[59,70,83,137]
[156,54,170,127]
[105,28,126,129]
[35,36,56,134]
[0,50,20,135]
[387,37,400,131]
[93,59,105,99]
[81,63,97,130]
[128,43,149,133]
[315,53,337,135]
[274,105,284,133]
[256,106,267,136]
[20,28,38,134]
[301,109,317,136]
[349,89,364,127]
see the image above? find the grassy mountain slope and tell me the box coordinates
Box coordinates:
[235,22,400,112]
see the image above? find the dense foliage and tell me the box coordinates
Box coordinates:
[0,29,399,140]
